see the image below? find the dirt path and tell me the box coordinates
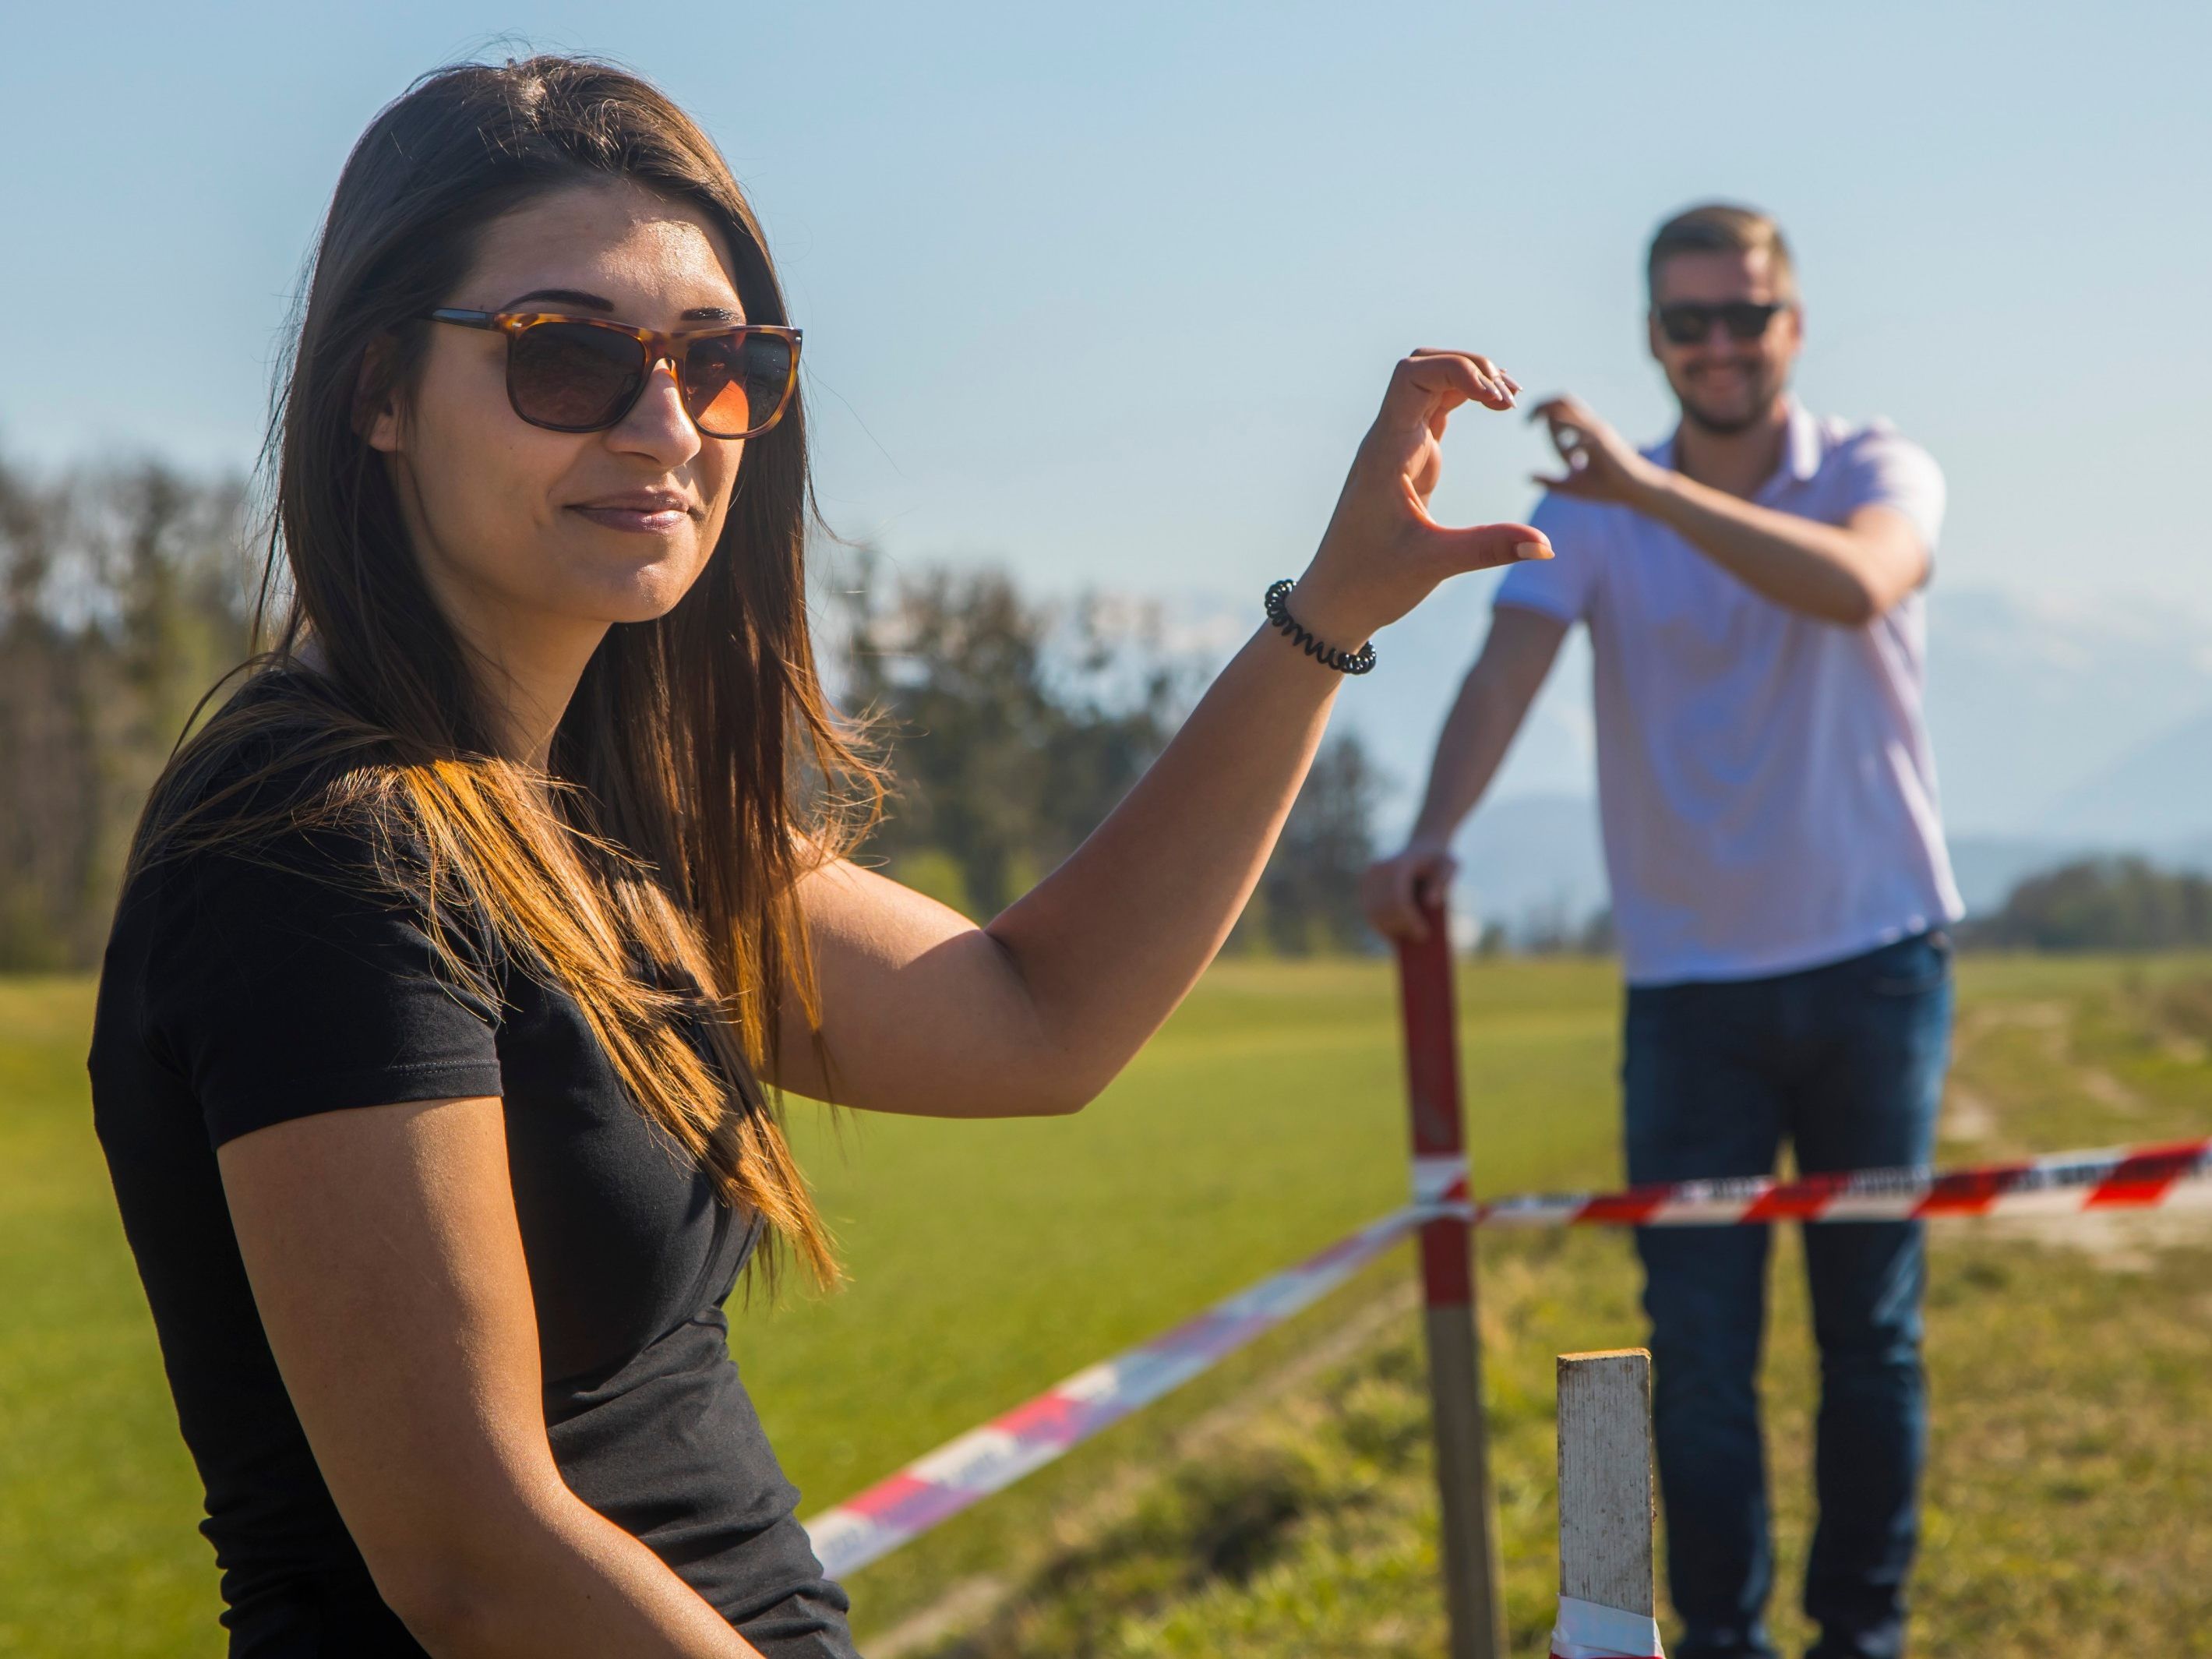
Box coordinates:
[1944,997,2209,1271]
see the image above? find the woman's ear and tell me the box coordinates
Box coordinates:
[352,334,403,453]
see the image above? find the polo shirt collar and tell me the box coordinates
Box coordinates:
[1654,395,1822,498]
[1779,395,1822,485]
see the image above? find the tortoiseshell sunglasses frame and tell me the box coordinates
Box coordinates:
[422,309,803,439]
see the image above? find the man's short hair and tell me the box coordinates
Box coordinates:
[1646,203,1798,304]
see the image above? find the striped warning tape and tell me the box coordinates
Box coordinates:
[1427,1136,2212,1229]
[801,1137,2210,1579]
[802,1207,1422,1580]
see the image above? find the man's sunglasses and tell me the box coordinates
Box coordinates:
[422,309,802,439]
[1653,301,1787,346]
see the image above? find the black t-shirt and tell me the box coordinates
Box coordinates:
[88,676,858,1657]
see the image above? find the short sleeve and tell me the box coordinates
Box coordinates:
[143,826,505,1149]
[1836,425,1946,552]
[1493,491,1600,624]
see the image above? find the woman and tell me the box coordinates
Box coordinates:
[88,54,1547,1659]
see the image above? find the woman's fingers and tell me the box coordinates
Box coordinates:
[1307,350,1542,641]
[1429,520,1553,574]
[1388,351,1517,429]
[1375,356,1550,568]
[1371,351,1520,517]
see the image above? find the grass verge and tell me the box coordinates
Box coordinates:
[3,955,2207,1654]
[863,956,2212,1656]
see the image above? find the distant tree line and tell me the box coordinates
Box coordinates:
[26,446,2194,972]
[1965,857,2212,951]
[835,556,1383,956]
[1499,859,2212,958]
[0,454,253,970]
[0,449,1385,973]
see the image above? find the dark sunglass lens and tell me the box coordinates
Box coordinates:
[1657,304,1710,345]
[510,323,644,429]
[1721,302,1779,340]
[683,333,794,437]
[739,334,796,431]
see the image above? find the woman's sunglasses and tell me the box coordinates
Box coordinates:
[422,309,802,439]
[1653,300,1787,346]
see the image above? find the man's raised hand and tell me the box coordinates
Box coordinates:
[1529,393,1665,505]
[1288,351,1552,651]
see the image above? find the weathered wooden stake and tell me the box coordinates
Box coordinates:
[1395,906,1505,1659]
[1554,1349,1660,1659]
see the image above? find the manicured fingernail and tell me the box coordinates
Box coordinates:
[1517,541,1551,559]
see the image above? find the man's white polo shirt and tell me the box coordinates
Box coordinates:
[1492,397,1964,987]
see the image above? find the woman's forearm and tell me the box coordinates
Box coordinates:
[407,1494,763,1658]
[791,352,1550,1117]
[983,617,1342,1103]
[963,352,1551,1108]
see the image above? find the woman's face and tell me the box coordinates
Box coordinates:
[365,178,750,666]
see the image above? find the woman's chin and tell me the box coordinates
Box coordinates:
[589,584,695,627]
[541,546,711,625]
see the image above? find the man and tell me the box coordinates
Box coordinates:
[1364,203,1960,1659]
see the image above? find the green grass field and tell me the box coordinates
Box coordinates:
[3,955,2207,1655]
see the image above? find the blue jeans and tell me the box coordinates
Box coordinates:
[1624,930,1953,1659]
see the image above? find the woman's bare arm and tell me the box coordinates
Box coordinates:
[774,351,1552,1116]
[218,1097,764,1657]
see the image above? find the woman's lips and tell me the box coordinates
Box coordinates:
[569,504,690,533]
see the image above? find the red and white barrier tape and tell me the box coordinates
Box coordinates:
[802,1208,1420,1580]
[801,1137,2210,1579]
[1427,1136,2212,1229]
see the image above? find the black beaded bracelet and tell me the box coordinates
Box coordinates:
[1263,579,1376,675]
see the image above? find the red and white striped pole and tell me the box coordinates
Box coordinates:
[1397,895,1505,1659]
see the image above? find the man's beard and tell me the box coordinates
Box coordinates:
[1676,366,1786,436]
[1680,400,1768,437]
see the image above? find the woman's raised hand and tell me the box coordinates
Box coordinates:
[778,351,1559,1124]
[1288,351,1552,649]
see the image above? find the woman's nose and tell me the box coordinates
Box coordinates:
[615,359,703,456]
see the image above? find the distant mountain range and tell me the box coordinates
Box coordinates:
[2035,707,2212,843]
[1921,589,2212,837]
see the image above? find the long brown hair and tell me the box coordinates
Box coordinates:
[132,55,876,1287]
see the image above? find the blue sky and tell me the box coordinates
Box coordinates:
[5,2,2208,828]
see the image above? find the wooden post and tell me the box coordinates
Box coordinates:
[1395,904,1505,1659]
[1554,1350,1660,1658]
